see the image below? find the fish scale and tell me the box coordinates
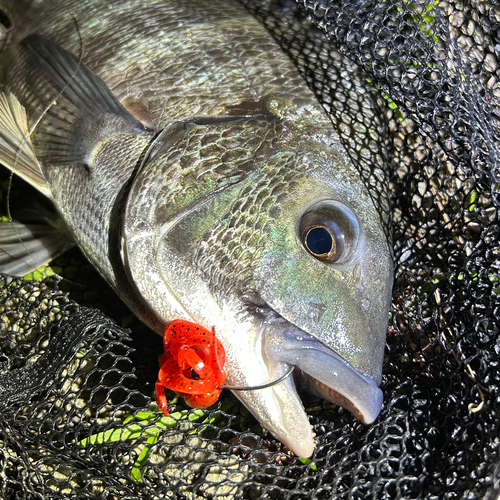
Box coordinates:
[0,0,392,457]
[195,151,302,297]
[2,0,315,122]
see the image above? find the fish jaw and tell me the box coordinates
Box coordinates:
[218,316,383,458]
[263,321,384,425]
[229,370,316,458]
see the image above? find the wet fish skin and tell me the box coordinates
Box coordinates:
[0,0,393,457]
[0,0,319,308]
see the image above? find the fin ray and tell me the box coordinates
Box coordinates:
[0,92,50,196]
[0,220,73,276]
[11,34,148,169]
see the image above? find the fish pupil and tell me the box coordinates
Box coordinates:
[306,227,332,255]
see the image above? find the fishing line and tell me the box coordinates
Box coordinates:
[4,171,30,269]
[0,7,13,57]
[6,170,13,222]
[28,14,84,139]
[2,14,85,273]
[221,365,295,391]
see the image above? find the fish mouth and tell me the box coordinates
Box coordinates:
[227,312,383,458]
[301,376,369,422]
[263,321,383,425]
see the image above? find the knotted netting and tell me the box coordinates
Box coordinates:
[0,0,499,498]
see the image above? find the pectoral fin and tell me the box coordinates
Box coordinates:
[6,34,150,171]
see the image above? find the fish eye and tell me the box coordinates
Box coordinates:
[299,201,359,263]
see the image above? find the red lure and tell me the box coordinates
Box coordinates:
[155,320,227,416]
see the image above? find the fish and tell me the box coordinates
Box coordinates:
[0,0,393,457]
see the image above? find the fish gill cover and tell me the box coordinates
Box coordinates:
[0,0,498,498]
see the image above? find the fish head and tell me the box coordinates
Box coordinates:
[123,94,393,457]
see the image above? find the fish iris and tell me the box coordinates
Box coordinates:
[306,227,333,256]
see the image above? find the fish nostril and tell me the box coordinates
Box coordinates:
[353,262,363,288]
[241,289,269,308]
[0,8,13,33]
[308,302,327,321]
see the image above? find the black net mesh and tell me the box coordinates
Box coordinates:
[0,0,499,498]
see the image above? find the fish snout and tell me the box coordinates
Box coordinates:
[263,324,384,425]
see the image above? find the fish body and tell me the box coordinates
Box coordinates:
[0,0,393,456]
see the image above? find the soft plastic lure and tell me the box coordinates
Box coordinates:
[155,320,227,416]
[155,320,297,416]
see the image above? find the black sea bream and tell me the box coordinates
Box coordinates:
[0,0,393,456]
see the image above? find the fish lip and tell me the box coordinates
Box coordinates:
[262,314,384,425]
[229,373,316,458]
[221,302,383,456]
[298,369,383,424]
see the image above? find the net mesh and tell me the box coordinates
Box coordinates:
[0,0,499,498]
